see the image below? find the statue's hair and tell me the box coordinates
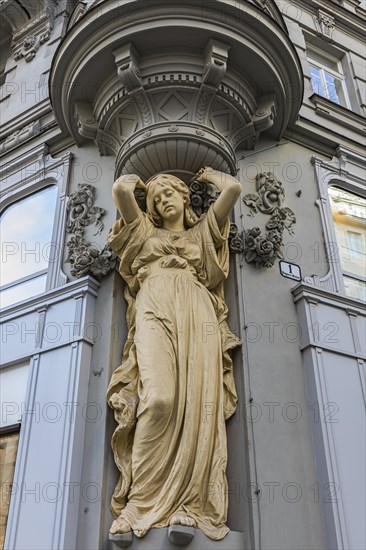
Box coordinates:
[145,174,198,228]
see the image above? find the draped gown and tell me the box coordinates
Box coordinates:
[107,208,240,540]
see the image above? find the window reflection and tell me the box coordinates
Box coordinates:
[0,431,19,549]
[0,186,57,307]
[329,187,366,301]
[0,274,48,309]
[308,47,348,107]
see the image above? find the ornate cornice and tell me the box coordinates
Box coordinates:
[0,121,41,155]
[291,0,366,40]
[309,94,366,137]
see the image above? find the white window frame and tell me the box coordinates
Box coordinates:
[308,150,365,302]
[329,187,365,301]
[307,46,351,109]
[0,144,72,309]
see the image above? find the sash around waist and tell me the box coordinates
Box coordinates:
[136,256,198,284]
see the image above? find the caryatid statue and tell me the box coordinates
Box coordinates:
[107,167,241,540]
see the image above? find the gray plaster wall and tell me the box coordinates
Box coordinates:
[71,137,328,550]
[1,1,364,549]
[233,141,327,550]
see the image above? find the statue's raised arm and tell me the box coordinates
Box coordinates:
[112,174,146,224]
[195,167,242,229]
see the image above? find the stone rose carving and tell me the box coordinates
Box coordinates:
[66,184,117,280]
[242,173,296,268]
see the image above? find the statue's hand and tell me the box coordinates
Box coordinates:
[194,166,212,183]
[113,174,146,194]
[194,167,239,193]
[194,166,226,191]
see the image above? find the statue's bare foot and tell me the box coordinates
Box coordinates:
[170,513,196,528]
[110,516,132,534]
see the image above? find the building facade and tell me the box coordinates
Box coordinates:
[0,1,365,549]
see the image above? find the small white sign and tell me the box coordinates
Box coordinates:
[279,261,301,281]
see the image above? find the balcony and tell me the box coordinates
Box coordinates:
[50,0,303,179]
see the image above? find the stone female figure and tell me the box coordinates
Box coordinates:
[107,168,241,540]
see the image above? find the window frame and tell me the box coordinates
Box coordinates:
[0,145,72,310]
[309,152,365,302]
[328,185,366,301]
[0,184,58,300]
[307,45,351,109]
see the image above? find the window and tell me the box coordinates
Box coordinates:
[0,360,29,547]
[308,47,349,107]
[0,186,58,309]
[0,427,20,549]
[329,186,366,301]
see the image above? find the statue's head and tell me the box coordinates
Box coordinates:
[146,173,197,228]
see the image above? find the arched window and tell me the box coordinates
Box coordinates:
[0,186,58,308]
[329,186,366,301]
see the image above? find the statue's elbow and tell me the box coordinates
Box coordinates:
[231,181,242,197]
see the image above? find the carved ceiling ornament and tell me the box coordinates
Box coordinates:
[66,184,117,280]
[242,172,296,268]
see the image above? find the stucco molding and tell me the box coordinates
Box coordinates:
[241,172,296,268]
[314,9,336,41]
[309,94,366,137]
[65,183,117,280]
[80,36,267,169]
[292,0,366,41]
[9,0,56,62]
[0,121,41,155]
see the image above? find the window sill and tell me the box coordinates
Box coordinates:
[309,93,365,137]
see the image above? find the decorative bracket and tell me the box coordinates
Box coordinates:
[114,43,153,127]
[253,96,277,135]
[194,39,230,125]
[202,39,230,89]
[0,121,41,155]
[75,101,98,141]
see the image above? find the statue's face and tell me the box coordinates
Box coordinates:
[152,182,185,223]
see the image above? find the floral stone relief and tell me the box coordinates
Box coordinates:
[66,183,117,280]
[242,172,296,268]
